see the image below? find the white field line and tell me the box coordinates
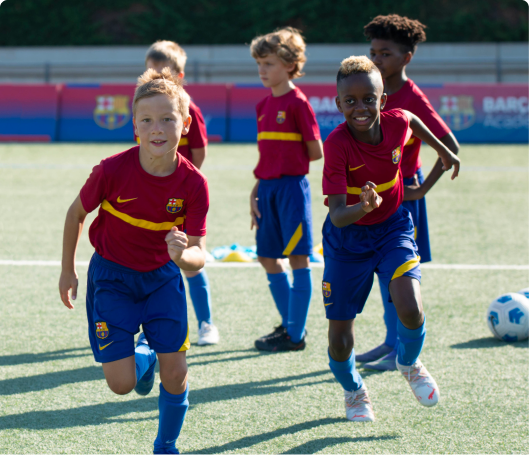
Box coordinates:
[0,260,527,271]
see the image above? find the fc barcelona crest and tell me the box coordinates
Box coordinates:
[96,321,109,340]
[94,95,131,130]
[166,198,184,213]
[439,95,475,131]
[322,282,332,298]
[392,146,401,164]
[276,111,286,124]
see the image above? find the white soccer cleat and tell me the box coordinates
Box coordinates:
[197,322,219,346]
[396,358,439,407]
[344,385,375,422]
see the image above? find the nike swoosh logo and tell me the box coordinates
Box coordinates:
[349,164,365,171]
[258,115,265,121]
[117,196,137,203]
[99,341,114,350]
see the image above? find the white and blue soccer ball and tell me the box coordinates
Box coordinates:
[517,287,529,300]
[486,292,529,342]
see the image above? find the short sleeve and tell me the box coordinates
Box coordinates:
[184,176,209,237]
[410,96,451,139]
[80,163,107,213]
[186,104,208,149]
[295,100,321,142]
[322,139,348,195]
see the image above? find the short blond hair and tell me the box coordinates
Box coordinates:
[337,56,380,82]
[250,27,307,79]
[133,67,190,120]
[145,40,187,74]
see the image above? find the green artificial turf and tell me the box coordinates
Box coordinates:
[0,143,527,454]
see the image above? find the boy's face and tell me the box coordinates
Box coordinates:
[146,59,185,79]
[335,71,386,133]
[255,54,294,88]
[133,94,191,159]
[369,39,412,80]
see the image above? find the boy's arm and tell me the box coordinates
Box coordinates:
[306,139,323,161]
[190,147,207,169]
[404,132,460,201]
[165,227,206,271]
[328,182,382,228]
[59,195,88,309]
[250,180,261,230]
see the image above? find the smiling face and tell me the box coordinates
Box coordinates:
[336,71,386,140]
[255,53,294,88]
[133,93,191,160]
[369,38,411,80]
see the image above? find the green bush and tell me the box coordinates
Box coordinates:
[0,0,527,45]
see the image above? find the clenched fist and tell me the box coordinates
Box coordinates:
[165,226,188,262]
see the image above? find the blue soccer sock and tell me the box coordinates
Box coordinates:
[397,318,426,366]
[135,343,156,381]
[328,349,363,392]
[378,280,399,349]
[287,268,312,343]
[187,271,212,328]
[153,383,189,454]
[267,272,291,327]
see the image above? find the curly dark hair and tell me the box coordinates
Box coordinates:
[364,14,427,54]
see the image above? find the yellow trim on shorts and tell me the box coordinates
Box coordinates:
[347,169,400,195]
[101,200,185,231]
[414,226,418,239]
[257,132,302,141]
[391,256,420,281]
[282,223,303,256]
[179,325,190,351]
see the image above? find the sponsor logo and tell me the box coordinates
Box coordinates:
[439,95,475,131]
[276,111,286,124]
[117,196,137,203]
[322,281,332,298]
[258,115,265,121]
[349,164,365,171]
[166,198,184,213]
[99,341,114,350]
[96,321,109,340]
[94,95,131,130]
[483,96,529,130]
[392,146,401,164]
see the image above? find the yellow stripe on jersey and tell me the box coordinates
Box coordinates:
[282,223,303,256]
[405,137,415,146]
[347,169,400,195]
[179,137,189,146]
[391,256,420,281]
[257,132,303,142]
[101,200,184,231]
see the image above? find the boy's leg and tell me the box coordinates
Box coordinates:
[257,256,291,330]
[287,255,312,343]
[154,351,189,455]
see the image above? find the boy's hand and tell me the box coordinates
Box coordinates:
[59,269,78,310]
[439,149,461,180]
[359,181,383,213]
[250,191,261,230]
[166,226,188,262]
[403,174,425,201]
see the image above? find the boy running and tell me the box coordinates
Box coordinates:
[356,15,460,370]
[249,28,323,351]
[59,68,208,453]
[322,56,460,421]
[139,40,219,346]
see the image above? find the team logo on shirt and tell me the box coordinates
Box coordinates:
[322,281,332,298]
[95,322,110,340]
[166,198,184,213]
[392,146,402,164]
[276,111,286,124]
[93,95,131,130]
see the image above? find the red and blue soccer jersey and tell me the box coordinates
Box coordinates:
[383,79,450,178]
[80,146,209,272]
[322,109,412,225]
[254,87,321,180]
[134,100,208,163]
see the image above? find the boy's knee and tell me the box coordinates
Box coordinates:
[160,364,188,391]
[328,333,354,361]
[106,377,136,395]
[398,307,424,329]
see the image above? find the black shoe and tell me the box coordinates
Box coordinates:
[255,325,286,345]
[255,331,306,352]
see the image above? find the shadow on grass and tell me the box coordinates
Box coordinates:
[281,435,400,454]
[187,348,256,358]
[0,346,91,366]
[451,337,529,349]
[0,366,104,396]
[0,370,334,430]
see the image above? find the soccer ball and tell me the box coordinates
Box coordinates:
[517,287,529,299]
[486,293,529,342]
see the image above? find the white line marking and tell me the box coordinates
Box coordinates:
[0,260,527,270]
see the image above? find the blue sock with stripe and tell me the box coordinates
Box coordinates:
[187,271,212,328]
[267,272,291,327]
[287,268,312,343]
[397,318,426,366]
[378,280,398,349]
[135,342,156,381]
[328,349,363,392]
[154,383,189,454]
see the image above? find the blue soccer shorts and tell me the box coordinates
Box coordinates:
[322,206,421,321]
[256,175,313,258]
[402,167,431,263]
[86,252,190,364]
